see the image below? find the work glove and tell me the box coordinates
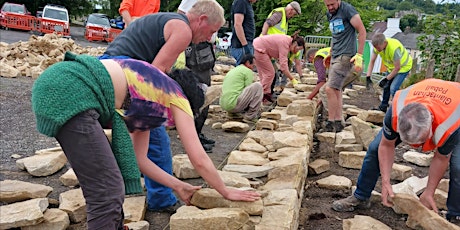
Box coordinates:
[366,77,372,90]
[378,77,389,88]
[243,45,251,54]
[291,78,299,86]
[351,53,363,72]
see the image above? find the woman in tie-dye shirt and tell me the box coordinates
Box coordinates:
[32,53,260,229]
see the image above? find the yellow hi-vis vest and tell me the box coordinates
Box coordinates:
[266,7,287,35]
[375,38,412,73]
[315,47,331,59]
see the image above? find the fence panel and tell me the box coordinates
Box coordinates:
[84,26,107,42]
[36,18,70,37]
[0,13,35,31]
[105,28,123,43]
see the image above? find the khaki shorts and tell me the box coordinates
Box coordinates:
[327,55,355,90]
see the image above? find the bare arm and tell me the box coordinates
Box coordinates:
[172,105,261,201]
[350,14,366,55]
[234,14,248,46]
[152,19,192,73]
[130,130,201,204]
[420,151,450,213]
[378,133,397,207]
[386,58,401,80]
[119,0,134,26]
[260,21,270,35]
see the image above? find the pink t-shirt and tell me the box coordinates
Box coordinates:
[253,34,292,72]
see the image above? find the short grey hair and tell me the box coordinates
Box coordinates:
[306,48,319,60]
[371,33,386,47]
[188,0,225,26]
[398,102,432,144]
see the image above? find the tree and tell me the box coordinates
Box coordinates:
[399,14,421,32]
[417,14,460,81]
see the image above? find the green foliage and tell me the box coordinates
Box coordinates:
[417,14,460,81]
[399,14,422,32]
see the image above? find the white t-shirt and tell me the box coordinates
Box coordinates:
[178,0,197,13]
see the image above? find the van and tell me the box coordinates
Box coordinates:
[39,4,70,36]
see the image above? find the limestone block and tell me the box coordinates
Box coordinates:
[124,221,150,230]
[335,144,363,152]
[59,168,79,187]
[434,189,448,211]
[170,206,249,230]
[268,146,309,161]
[0,180,53,203]
[0,198,48,229]
[22,208,70,230]
[308,159,330,175]
[222,121,250,133]
[260,111,281,120]
[239,138,267,153]
[391,163,413,181]
[222,164,273,179]
[403,151,433,167]
[173,154,200,179]
[15,149,67,177]
[316,132,335,143]
[191,188,263,215]
[59,188,86,223]
[335,131,356,145]
[255,119,278,131]
[227,150,269,166]
[257,189,299,230]
[338,151,366,169]
[247,130,275,146]
[272,131,308,150]
[357,110,385,124]
[392,193,460,230]
[217,171,251,188]
[343,215,391,230]
[123,196,146,223]
[316,175,352,190]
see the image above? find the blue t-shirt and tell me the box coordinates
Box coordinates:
[231,0,255,48]
[327,1,358,58]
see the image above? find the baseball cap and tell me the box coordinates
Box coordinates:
[289,1,301,15]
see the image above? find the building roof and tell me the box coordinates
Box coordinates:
[392,32,421,50]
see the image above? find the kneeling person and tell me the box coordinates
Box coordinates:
[220,54,263,123]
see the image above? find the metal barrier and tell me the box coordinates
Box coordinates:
[105,28,123,43]
[0,13,36,31]
[84,26,107,42]
[35,18,70,37]
[304,35,332,49]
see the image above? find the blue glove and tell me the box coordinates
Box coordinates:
[243,45,251,54]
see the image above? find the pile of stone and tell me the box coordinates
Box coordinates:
[0,33,106,78]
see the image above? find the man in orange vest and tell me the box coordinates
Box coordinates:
[332,79,460,224]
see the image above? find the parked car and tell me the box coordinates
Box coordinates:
[0,2,31,29]
[39,4,70,36]
[84,13,111,41]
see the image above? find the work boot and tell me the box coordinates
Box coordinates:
[334,120,344,132]
[199,133,215,146]
[202,143,213,153]
[324,121,335,132]
[332,195,371,212]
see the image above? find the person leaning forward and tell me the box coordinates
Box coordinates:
[332,78,460,225]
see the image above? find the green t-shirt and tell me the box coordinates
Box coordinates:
[219,65,254,111]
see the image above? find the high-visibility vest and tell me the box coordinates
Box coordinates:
[391,78,460,151]
[315,47,331,59]
[374,38,412,73]
[266,7,287,35]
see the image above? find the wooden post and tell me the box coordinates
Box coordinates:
[456,64,460,82]
[410,57,417,77]
[426,59,435,79]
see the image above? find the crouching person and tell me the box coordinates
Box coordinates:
[220,54,263,123]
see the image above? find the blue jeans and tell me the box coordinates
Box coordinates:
[144,126,177,210]
[354,129,460,217]
[381,71,408,108]
[231,42,253,66]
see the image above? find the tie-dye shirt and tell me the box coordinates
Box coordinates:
[113,59,193,132]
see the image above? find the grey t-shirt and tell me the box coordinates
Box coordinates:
[327,1,358,58]
[104,13,189,63]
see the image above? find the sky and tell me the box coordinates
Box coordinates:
[432,0,459,3]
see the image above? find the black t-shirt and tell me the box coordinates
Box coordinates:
[230,0,255,48]
[383,106,459,155]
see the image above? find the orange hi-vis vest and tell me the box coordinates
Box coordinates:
[392,79,460,151]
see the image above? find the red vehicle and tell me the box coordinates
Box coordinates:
[0,2,34,31]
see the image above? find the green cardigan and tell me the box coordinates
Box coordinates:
[32,52,142,195]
